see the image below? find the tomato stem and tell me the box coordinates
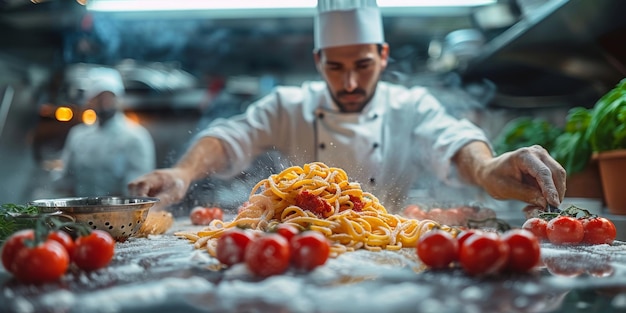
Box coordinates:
[47,217,93,238]
[537,205,594,221]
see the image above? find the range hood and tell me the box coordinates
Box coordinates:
[460,0,626,108]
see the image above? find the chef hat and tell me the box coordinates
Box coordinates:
[82,67,125,101]
[314,0,385,50]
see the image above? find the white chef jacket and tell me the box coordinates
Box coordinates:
[198,81,490,212]
[60,112,156,197]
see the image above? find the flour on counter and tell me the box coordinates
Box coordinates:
[5,219,626,313]
[37,277,214,313]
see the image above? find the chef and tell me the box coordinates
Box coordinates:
[129,0,565,213]
[56,66,156,197]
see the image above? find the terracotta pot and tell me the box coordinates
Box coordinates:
[595,150,626,215]
[565,160,604,200]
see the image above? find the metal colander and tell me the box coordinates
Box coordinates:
[28,196,159,242]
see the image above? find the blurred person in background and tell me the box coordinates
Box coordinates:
[129,0,565,214]
[54,66,156,197]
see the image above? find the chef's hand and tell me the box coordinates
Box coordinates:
[128,168,192,210]
[479,145,566,209]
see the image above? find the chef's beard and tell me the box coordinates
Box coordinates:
[331,88,376,113]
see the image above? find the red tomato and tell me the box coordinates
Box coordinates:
[427,208,444,222]
[73,230,115,271]
[501,229,541,273]
[403,204,427,220]
[211,207,224,221]
[216,228,254,266]
[190,207,213,225]
[275,223,300,243]
[190,207,224,225]
[12,240,70,284]
[245,234,291,277]
[456,229,481,253]
[459,232,509,276]
[582,217,616,245]
[1,229,34,273]
[442,209,463,226]
[47,230,76,260]
[521,217,548,241]
[290,231,331,271]
[546,216,584,245]
[416,230,458,269]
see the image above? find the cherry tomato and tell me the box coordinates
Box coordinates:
[501,229,541,273]
[216,228,254,266]
[456,229,481,253]
[403,204,427,220]
[73,230,115,271]
[275,223,300,243]
[12,240,70,284]
[459,232,509,276]
[47,230,76,260]
[190,207,213,225]
[244,234,291,277]
[442,208,463,226]
[427,208,444,222]
[1,229,34,273]
[190,207,223,225]
[290,231,331,271]
[582,217,616,245]
[416,230,458,269]
[211,207,224,221]
[522,217,548,241]
[546,216,584,245]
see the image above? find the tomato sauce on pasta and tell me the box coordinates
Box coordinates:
[176,162,456,257]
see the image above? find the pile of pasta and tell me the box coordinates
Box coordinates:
[176,162,456,257]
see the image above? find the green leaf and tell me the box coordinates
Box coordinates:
[552,131,591,174]
[493,117,562,155]
[0,203,41,242]
[587,79,626,152]
[563,107,591,134]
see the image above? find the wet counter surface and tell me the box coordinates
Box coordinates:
[2,218,626,313]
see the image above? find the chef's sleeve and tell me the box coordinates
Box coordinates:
[194,90,285,179]
[411,89,493,186]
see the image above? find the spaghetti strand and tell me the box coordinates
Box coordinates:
[175,162,456,256]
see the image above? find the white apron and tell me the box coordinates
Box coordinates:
[314,99,384,188]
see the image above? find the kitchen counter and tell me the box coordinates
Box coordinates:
[2,218,626,313]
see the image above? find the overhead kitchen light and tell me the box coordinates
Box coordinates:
[87,0,317,12]
[86,0,497,15]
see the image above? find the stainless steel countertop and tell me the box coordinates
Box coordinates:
[2,218,626,313]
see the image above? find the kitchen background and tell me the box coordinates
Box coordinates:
[0,0,625,216]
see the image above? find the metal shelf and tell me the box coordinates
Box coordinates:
[461,0,626,105]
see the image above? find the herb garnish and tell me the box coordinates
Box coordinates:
[0,203,41,242]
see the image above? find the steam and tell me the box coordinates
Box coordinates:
[67,14,227,75]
